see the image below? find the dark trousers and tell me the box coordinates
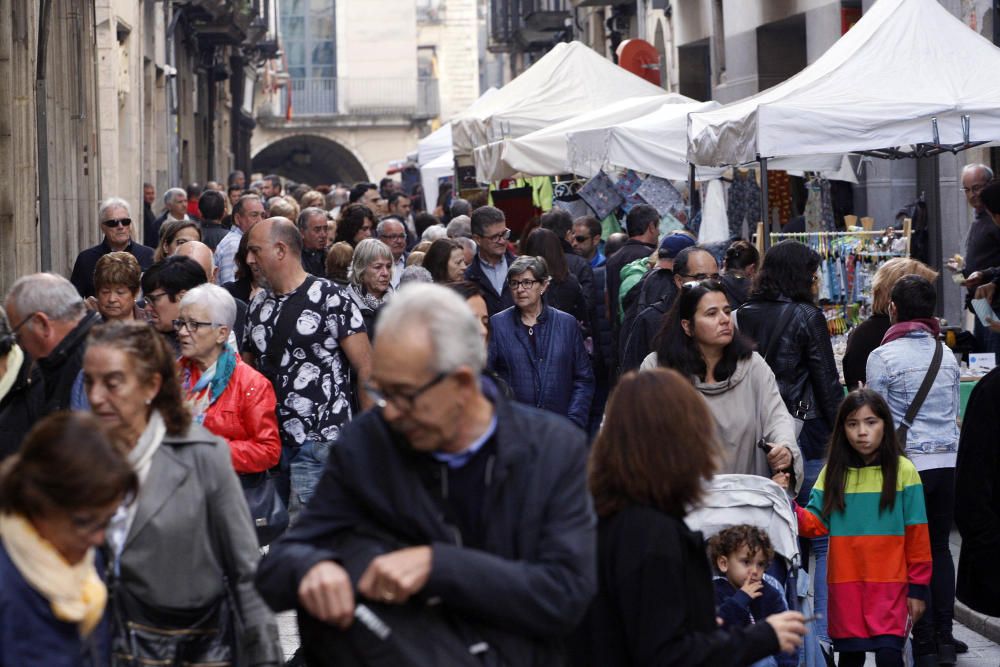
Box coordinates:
[838,648,903,667]
[912,466,956,644]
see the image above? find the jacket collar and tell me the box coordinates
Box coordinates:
[37,311,99,371]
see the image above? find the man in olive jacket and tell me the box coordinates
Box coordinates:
[256,283,596,666]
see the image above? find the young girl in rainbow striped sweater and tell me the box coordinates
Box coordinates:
[794,388,932,667]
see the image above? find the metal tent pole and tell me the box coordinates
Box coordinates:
[759,156,769,250]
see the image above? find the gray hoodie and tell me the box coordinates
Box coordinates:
[641,351,803,493]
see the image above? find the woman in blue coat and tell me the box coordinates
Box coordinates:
[0,412,138,667]
[489,255,594,429]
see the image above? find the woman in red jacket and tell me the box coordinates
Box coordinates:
[175,283,281,474]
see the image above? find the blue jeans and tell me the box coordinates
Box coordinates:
[278,439,334,522]
[798,457,830,644]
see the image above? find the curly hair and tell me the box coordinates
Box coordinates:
[707,525,775,569]
[334,204,375,247]
[94,251,142,294]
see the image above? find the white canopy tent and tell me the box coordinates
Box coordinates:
[474,93,691,182]
[417,88,499,207]
[451,41,665,158]
[564,101,848,183]
[687,0,1000,167]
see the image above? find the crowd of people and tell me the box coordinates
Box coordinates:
[0,167,997,667]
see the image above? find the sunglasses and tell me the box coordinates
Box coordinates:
[573,235,594,243]
[102,217,132,228]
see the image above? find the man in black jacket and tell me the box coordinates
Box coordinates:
[605,205,660,379]
[4,273,99,421]
[69,197,155,298]
[256,283,596,666]
[465,206,516,316]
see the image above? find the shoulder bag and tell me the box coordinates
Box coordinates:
[896,340,943,447]
[762,303,808,438]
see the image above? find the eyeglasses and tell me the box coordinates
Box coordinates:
[8,311,40,342]
[573,234,594,243]
[70,510,118,538]
[508,278,541,291]
[961,183,987,194]
[144,291,170,305]
[364,371,449,412]
[380,233,406,241]
[479,228,511,243]
[172,319,220,333]
[679,272,720,281]
[102,217,132,227]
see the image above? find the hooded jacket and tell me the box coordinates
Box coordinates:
[642,352,803,492]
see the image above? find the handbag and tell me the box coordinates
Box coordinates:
[109,576,237,667]
[896,340,943,447]
[240,470,289,547]
[760,303,809,438]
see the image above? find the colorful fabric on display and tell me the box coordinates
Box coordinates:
[600,212,623,240]
[579,171,624,219]
[614,170,645,213]
[796,458,931,650]
[699,179,729,244]
[727,169,762,239]
[636,175,684,218]
[659,212,685,236]
[553,196,594,221]
[488,176,553,212]
[767,170,793,226]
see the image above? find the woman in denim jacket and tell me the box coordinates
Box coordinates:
[866,275,960,666]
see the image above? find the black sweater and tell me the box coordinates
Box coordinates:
[841,314,891,390]
[576,505,779,666]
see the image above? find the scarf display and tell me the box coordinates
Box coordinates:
[0,513,107,636]
[179,344,238,423]
[881,318,941,346]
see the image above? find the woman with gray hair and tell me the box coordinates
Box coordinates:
[488,256,594,429]
[348,238,393,335]
[175,284,281,477]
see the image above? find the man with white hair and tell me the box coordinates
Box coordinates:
[376,217,408,288]
[256,282,596,666]
[954,163,1000,353]
[69,197,155,298]
[150,186,191,243]
[4,273,101,420]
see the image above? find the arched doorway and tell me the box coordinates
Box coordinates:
[252,134,368,185]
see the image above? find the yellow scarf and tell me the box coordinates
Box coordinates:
[0,513,107,636]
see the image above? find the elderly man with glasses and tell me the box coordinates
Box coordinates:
[256,283,595,666]
[464,206,516,316]
[69,197,155,298]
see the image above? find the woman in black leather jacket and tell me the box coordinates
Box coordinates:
[734,240,843,649]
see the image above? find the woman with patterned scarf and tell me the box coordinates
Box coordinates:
[347,238,394,336]
[0,412,138,666]
[176,283,281,475]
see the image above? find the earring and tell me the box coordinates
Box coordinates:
[145,398,152,406]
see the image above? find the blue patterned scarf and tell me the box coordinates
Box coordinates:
[180,344,238,424]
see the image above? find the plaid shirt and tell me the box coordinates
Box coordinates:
[214,227,243,285]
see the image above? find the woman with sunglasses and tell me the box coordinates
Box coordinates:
[488,256,594,429]
[0,412,137,666]
[642,279,802,491]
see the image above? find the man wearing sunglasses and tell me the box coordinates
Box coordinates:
[465,206,516,316]
[69,197,155,298]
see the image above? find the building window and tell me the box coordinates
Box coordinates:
[281,0,336,80]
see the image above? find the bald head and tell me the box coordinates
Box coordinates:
[175,240,217,284]
[267,216,303,257]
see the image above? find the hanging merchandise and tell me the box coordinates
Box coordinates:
[553,195,594,221]
[804,177,837,233]
[579,170,625,219]
[600,212,623,240]
[726,169,762,240]
[767,170,793,226]
[489,176,554,213]
[614,170,646,213]
[636,175,685,218]
[699,179,728,244]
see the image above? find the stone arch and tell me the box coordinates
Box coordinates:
[251,134,368,185]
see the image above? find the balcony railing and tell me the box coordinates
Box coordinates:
[279,77,440,119]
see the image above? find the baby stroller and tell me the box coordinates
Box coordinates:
[685,474,823,667]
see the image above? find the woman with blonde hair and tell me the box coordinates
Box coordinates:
[842,257,939,388]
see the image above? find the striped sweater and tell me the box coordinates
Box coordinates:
[795,457,931,651]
